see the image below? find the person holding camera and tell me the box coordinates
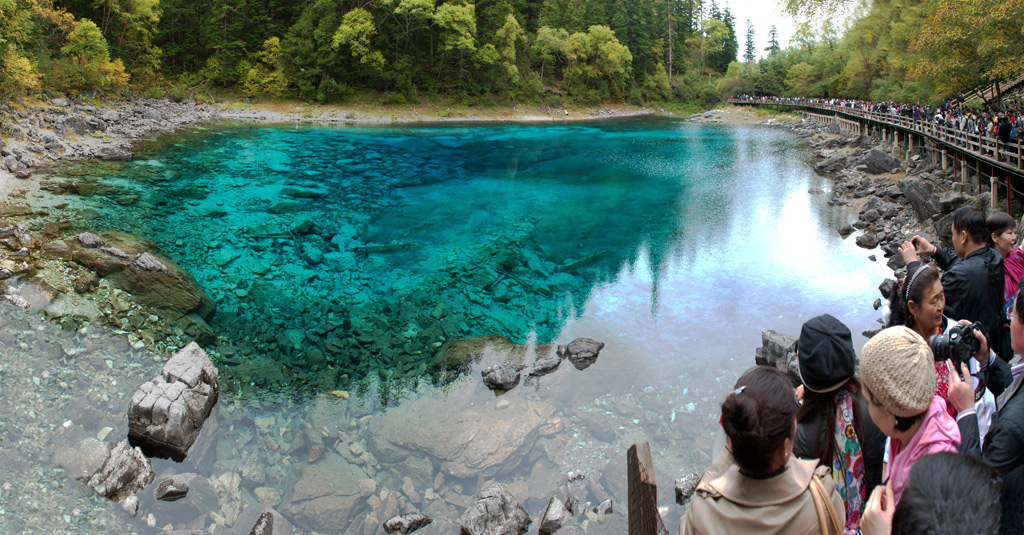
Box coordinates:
[947,287,1020,535]
[901,205,1008,362]
[858,327,961,505]
[886,262,1000,435]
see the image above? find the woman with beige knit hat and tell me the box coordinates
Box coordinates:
[857,326,961,507]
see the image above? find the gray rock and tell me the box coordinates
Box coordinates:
[559,338,605,370]
[51,97,69,107]
[143,109,163,121]
[814,154,849,174]
[593,499,613,515]
[85,440,155,501]
[100,110,120,123]
[873,298,882,310]
[855,233,883,249]
[754,330,800,385]
[3,155,24,174]
[938,191,970,213]
[97,146,132,161]
[838,222,855,239]
[879,278,897,299]
[539,497,570,534]
[853,148,900,174]
[482,361,524,391]
[458,484,531,535]
[77,232,106,248]
[529,350,563,377]
[383,513,432,534]
[127,342,219,460]
[155,477,190,501]
[565,471,587,515]
[250,511,274,535]
[899,177,939,222]
[860,209,880,223]
[675,473,700,505]
[122,495,140,517]
[64,114,92,135]
[133,252,168,272]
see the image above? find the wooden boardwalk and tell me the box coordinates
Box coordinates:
[729,98,1024,215]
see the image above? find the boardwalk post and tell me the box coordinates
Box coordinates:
[628,442,669,535]
[992,175,999,211]
[942,148,949,171]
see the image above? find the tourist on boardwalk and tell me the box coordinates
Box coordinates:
[859,452,1001,535]
[680,366,845,535]
[793,314,885,531]
[903,206,1007,361]
[858,327,960,504]
[948,284,1021,535]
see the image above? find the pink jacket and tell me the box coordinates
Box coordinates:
[886,395,961,503]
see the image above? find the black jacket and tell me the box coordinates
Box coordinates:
[794,392,886,493]
[912,246,1005,358]
[958,357,1021,535]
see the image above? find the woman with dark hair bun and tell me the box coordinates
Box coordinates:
[680,366,845,534]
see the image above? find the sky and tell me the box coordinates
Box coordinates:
[723,0,856,61]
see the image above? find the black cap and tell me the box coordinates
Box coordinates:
[797,314,857,393]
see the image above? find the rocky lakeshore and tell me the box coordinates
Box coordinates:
[740,105,1024,381]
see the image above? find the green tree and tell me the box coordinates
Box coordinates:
[743,19,755,63]
[333,7,386,73]
[60,17,130,90]
[784,61,815,94]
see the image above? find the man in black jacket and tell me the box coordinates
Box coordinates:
[949,290,1020,535]
[904,205,1009,360]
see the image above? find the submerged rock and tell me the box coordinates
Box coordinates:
[458,484,531,535]
[539,496,570,534]
[383,513,433,534]
[56,438,155,502]
[70,231,216,320]
[127,342,219,460]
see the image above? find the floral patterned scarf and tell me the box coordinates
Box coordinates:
[832,390,866,531]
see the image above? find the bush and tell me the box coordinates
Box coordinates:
[317,78,352,103]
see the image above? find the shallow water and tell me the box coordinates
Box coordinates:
[1,118,892,533]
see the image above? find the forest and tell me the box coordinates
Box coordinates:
[2,0,1022,109]
[726,0,1024,107]
[0,0,741,107]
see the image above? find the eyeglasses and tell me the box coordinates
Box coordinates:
[1011,311,1019,323]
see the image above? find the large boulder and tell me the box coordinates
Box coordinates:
[898,177,939,222]
[458,484,531,535]
[55,438,154,502]
[853,148,900,174]
[813,154,849,175]
[754,330,800,386]
[70,231,215,320]
[127,342,219,460]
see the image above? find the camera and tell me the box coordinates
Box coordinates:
[928,321,984,370]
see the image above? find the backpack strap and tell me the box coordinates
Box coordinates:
[808,468,843,535]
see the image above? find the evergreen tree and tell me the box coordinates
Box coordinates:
[743,19,755,63]
[764,24,780,56]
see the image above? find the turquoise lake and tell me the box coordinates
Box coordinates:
[0,117,893,533]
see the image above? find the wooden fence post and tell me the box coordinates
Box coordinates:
[628,442,669,535]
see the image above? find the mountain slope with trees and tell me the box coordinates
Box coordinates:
[1,0,743,108]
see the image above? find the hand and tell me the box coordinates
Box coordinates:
[861,484,894,535]
[795,384,804,402]
[947,362,976,412]
[960,320,991,362]
[898,240,920,265]
[911,235,938,256]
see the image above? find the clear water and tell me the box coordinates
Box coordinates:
[1,118,893,533]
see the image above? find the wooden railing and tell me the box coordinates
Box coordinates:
[729,98,1024,171]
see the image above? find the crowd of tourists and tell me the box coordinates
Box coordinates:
[679,206,1024,535]
[733,94,1022,157]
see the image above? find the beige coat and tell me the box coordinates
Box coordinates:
[679,451,845,535]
